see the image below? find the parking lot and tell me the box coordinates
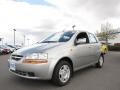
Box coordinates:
[0,51,120,90]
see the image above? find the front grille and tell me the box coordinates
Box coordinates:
[11,55,23,61]
[10,70,35,77]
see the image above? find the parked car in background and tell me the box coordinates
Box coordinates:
[0,46,11,54]
[114,43,120,46]
[7,45,17,50]
[0,47,3,55]
[1,45,14,53]
[8,30,103,86]
[15,45,22,50]
[6,45,16,52]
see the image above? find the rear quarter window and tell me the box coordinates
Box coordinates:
[88,33,98,43]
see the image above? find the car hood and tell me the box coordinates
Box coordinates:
[12,43,63,56]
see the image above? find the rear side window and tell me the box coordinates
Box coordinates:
[88,33,98,43]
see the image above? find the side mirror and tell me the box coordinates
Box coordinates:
[76,38,86,45]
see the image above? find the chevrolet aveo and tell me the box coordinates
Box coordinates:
[8,30,104,86]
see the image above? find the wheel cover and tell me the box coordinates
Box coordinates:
[59,65,70,83]
[99,57,103,66]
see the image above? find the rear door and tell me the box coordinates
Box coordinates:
[87,33,101,62]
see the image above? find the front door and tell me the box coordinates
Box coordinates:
[72,32,93,69]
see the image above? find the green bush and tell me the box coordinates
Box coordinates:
[108,45,120,51]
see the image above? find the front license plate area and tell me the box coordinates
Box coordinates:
[10,61,16,71]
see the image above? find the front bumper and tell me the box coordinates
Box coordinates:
[8,59,54,80]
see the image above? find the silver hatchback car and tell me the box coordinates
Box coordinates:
[8,30,104,86]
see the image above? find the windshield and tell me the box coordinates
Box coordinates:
[42,31,75,43]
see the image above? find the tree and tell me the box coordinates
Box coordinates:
[96,22,116,45]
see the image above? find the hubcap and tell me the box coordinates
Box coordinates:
[99,57,103,66]
[59,65,70,83]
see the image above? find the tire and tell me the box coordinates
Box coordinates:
[52,61,72,86]
[96,55,104,68]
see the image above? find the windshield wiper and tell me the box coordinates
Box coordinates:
[42,41,58,43]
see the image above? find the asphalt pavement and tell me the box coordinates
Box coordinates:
[0,51,120,90]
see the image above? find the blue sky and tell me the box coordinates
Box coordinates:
[16,0,51,5]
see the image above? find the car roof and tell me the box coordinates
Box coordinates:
[64,30,90,33]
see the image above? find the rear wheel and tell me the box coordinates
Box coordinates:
[96,55,104,68]
[52,61,72,86]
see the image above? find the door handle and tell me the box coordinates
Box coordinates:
[89,46,93,48]
[89,45,93,48]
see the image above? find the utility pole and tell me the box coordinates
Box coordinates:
[0,37,3,45]
[27,38,30,46]
[23,35,26,46]
[1,38,3,45]
[13,29,16,47]
[72,25,76,30]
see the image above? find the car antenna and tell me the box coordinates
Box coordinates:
[62,28,65,32]
[72,25,76,31]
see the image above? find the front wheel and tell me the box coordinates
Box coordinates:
[52,61,72,86]
[96,55,104,68]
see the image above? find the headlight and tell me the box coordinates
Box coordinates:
[25,53,48,59]
[22,53,48,64]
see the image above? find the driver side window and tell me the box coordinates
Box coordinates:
[75,32,89,45]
